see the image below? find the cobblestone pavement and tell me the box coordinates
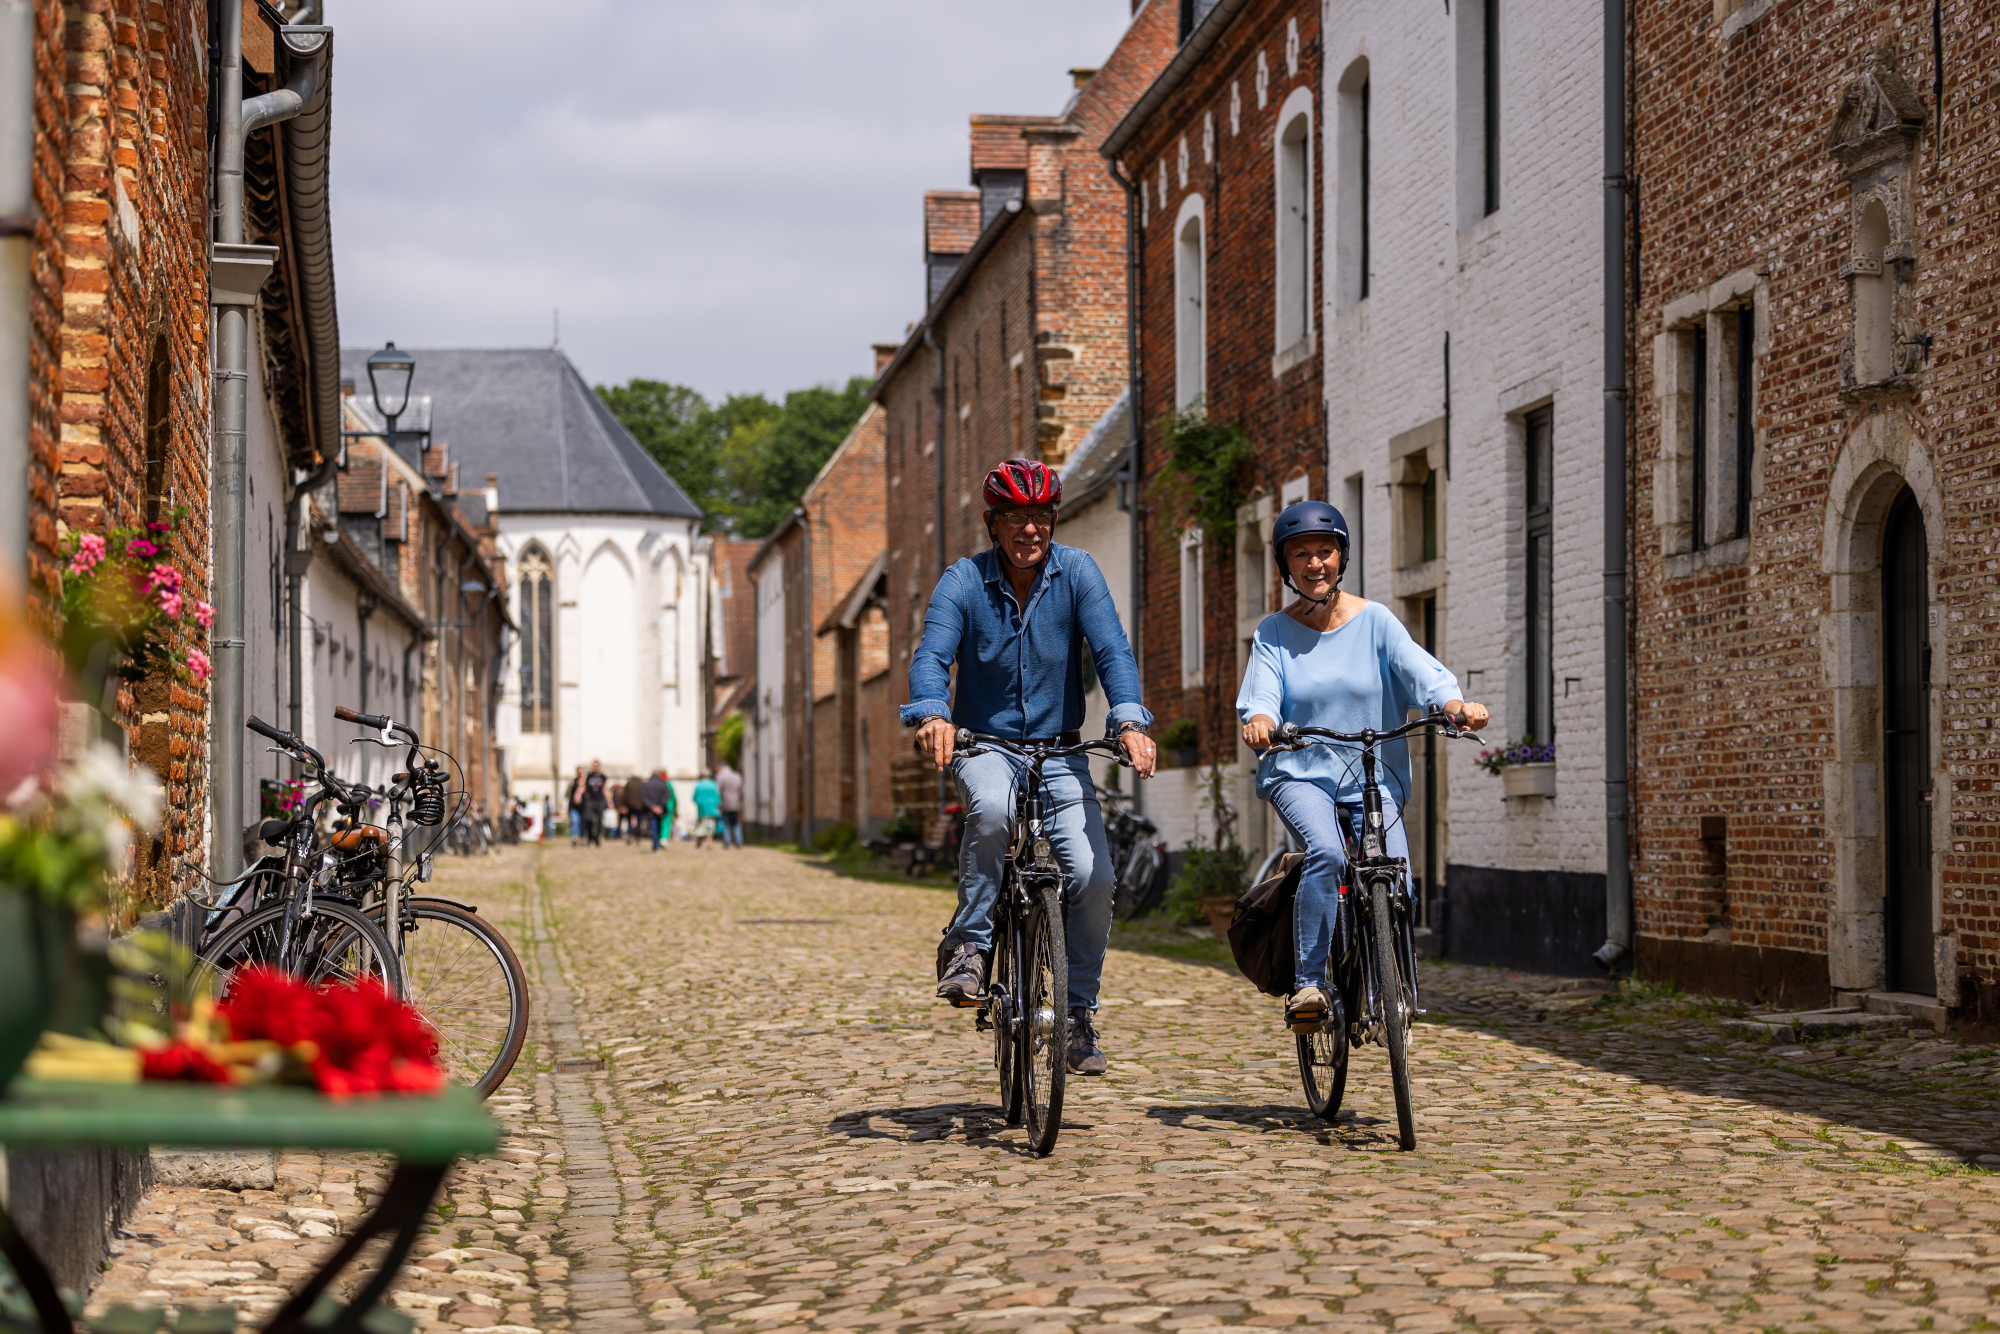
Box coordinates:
[85,843,2000,1333]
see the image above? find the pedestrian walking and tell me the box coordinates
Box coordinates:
[621,774,646,845]
[714,761,744,849]
[566,766,588,846]
[582,760,609,847]
[691,772,721,848]
[640,768,676,852]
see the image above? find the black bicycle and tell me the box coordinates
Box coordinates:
[1267,709,1474,1150]
[936,728,1131,1157]
[1100,782,1165,921]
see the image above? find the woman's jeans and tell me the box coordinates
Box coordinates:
[569,808,584,839]
[1266,778,1410,993]
[945,749,1115,1012]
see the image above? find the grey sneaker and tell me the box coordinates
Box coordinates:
[936,943,985,1006]
[1067,1007,1107,1075]
[1286,985,1331,1034]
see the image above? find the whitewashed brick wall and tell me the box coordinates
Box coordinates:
[1321,0,1607,876]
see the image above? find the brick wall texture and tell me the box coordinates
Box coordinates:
[1126,0,1325,779]
[30,0,214,908]
[878,1,1176,824]
[1630,0,2000,1008]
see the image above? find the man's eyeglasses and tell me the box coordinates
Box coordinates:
[996,508,1057,529]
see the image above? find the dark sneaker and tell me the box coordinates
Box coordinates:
[1286,985,1330,1034]
[1067,1007,1107,1075]
[936,943,985,1006]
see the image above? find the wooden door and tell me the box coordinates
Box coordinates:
[1881,488,1934,995]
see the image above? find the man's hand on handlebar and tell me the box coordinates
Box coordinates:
[916,717,957,771]
[1118,726,1157,780]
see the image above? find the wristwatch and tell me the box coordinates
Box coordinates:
[1116,721,1148,737]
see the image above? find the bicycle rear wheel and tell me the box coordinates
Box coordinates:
[1296,986,1348,1121]
[993,906,1023,1125]
[1020,881,1068,1157]
[386,900,531,1098]
[1370,878,1416,1150]
[1114,841,1164,921]
[194,900,402,999]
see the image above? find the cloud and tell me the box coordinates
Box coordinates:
[329,0,1139,399]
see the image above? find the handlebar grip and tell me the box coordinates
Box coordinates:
[246,715,294,745]
[334,706,391,729]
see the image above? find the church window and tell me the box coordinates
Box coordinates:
[519,548,553,733]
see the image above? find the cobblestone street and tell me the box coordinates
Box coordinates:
[88,844,2000,1333]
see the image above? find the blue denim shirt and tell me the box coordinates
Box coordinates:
[901,543,1152,739]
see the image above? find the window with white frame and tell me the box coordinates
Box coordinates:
[1655,275,1762,557]
[1174,197,1207,407]
[1180,527,1205,688]
[1275,87,1315,348]
[1335,59,1369,309]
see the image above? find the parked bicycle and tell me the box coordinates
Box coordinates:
[1265,709,1474,1150]
[191,712,531,1098]
[1099,783,1165,921]
[942,729,1132,1157]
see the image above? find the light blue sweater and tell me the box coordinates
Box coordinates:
[1235,601,1461,803]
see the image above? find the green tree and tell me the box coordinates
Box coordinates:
[733,377,876,538]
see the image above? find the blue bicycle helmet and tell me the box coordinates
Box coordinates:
[1270,500,1350,597]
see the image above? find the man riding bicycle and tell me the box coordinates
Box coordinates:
[1237,501,1489,1035]
[905,458,1158,1077]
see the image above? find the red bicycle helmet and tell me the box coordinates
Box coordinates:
[982,458,1062,510]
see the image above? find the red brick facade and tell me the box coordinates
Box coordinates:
[876,4,1177,819]
[26,0,215,908]
[1629,3,1999,1021]
[1117,0,1325,770]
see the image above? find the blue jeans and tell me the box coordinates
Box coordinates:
[945,749,1115,1012]
[718,811,742,845]
[569,809,584,839]
[1265,778,1410,992]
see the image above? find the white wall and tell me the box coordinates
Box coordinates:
[238,327,294,836]
[1059,485,1134,797]
[299,557,421,793]
[1321,0,1606,875]
[496,514,708,803]
[747,550,787,831]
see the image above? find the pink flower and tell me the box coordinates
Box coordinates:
[193,600,214,629]
[146,521,170,534]
[127,539,158,559]
[68,533,106,576]
[147,563,182,595]
[186,648,211,683]
[156,588,183,618]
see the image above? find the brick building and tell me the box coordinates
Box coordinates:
[1100,0,1327,864]
[874,1,1177,823]
[708,535,759,744]
[1628,3,2000,1026]
[743,395,888,843]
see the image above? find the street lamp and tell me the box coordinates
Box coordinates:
[366,341,415,428]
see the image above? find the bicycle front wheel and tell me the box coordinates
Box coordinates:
[1370,877,1416,1150]
[194,900,402,1000]
[387,899,531,1098]
[993,911,1023,1125]
[1020,881,1068,1157]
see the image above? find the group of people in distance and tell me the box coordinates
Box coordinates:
[914,459,1490,1076]
[564,758,743,852]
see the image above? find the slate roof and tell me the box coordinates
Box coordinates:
[337,347,701,519]
[1059,388,1130,508]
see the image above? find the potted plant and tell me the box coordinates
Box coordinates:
[1160,718,1199,769]
[57,512,214,718]
[1162,764,1247,933]
[1478,735,1557,799]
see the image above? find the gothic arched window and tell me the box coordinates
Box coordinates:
[518,547,553,733]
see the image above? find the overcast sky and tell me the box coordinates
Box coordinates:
[329,1,1137,403]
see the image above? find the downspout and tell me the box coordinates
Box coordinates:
[357,591,376,783]
[1107,156,1144,817]
[1594,0,1632,973]
[210,11,330,882]
[0,0,32,568]
[921,323,946,811]
[797,506,813,844]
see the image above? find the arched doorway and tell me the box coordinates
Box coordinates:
[1880,487,1934,995]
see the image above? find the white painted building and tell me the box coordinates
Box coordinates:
[1321,0,1609,970]
[744,537,787,835]
[341,347,711,825]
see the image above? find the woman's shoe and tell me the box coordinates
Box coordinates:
[1286,985,1330,1034]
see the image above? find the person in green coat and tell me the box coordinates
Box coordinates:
[691,774,721,848]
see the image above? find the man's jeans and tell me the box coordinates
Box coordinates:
[718,811,742,845]
[649,811,666,850]
[945,748,1114,1012]
[1266,778,1411,993]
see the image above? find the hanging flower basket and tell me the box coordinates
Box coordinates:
[1501,762,1557,799]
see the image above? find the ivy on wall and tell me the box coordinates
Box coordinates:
[1156,397,1253,544]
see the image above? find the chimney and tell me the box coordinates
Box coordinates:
[873,343,900,376]
[485,472,500,518]
[1069,67,1098,90]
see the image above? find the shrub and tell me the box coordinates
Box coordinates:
[811,822,858,854]
[878,810,920,844]
[716,711,745,767]
[1159,718,1199,753]
[1164,844,1248,926]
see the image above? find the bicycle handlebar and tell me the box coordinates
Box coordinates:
[334,704,421,745]
[954,729,1134,768]
[1273,708,1474,752]
[246,714,331,773]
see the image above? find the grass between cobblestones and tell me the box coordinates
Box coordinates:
[82,843,2000,1334]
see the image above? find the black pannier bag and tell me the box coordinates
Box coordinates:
[1227,851,1305,997]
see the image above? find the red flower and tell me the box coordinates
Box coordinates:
[142,1042,233,1084]
[216,966,443,1098]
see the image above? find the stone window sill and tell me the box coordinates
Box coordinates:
[1271,332,1317,378]
[1392,559,1445,600]
[1661,534,1749,580]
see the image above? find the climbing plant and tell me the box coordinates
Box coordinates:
[1156,397,1254,544]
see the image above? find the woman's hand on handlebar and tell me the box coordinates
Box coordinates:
[1440,700,1489,732]
[1241,714,1280,751]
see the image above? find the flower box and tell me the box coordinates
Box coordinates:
[1502,762,1557,799]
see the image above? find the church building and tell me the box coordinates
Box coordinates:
[340,347,709,823]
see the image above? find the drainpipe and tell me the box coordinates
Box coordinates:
[797,506,813,845]
[357,592,377,783]
[1108,157,1144,817]
[921,324,947,811]
[0,0,32,569]
[210,10,330,881]
[1594,0,1632,973]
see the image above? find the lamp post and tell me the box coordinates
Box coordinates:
[366,340,416,467]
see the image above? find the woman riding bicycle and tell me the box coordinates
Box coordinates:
[1236,501,1489,1035]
